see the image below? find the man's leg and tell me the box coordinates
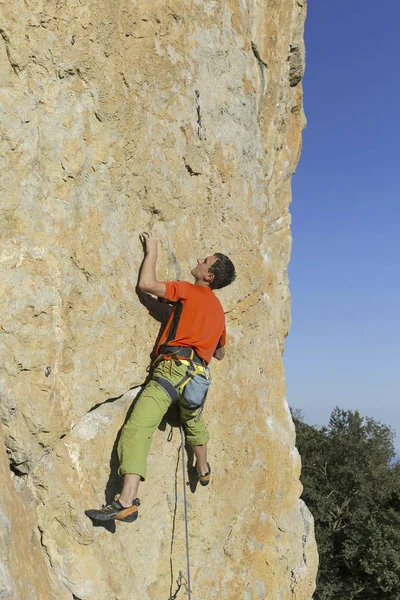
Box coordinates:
[117,376,172,482]
[192,443,208,476]
[179,404,211,483]
[85,359,191,522]
[119,474,141,507]
[85,372,173,522]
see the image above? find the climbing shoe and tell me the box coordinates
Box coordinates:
[85,495,140,523]
[197,462,211,487]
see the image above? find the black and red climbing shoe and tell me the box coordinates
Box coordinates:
[85,495,140,523]
[197,463,211,487]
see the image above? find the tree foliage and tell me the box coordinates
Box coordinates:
[293,407,400,600]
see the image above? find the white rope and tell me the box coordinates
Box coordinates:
[179,424,192,599]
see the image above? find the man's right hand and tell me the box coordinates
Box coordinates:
[138,231,166,298]
[140,231,158,254]
[213,346,225,360]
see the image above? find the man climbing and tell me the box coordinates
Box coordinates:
[85,231,236,524]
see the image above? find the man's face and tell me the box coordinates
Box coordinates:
[191,255,218,283]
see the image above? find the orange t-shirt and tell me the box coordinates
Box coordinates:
[157,281,226,364]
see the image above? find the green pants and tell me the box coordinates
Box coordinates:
[118,359,210,480]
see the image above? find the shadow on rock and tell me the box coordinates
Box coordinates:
[185,443,200,493]
[88,518,117,534]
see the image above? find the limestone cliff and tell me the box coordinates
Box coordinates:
[0,0,317,598]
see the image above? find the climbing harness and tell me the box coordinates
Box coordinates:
[153,346,211,416]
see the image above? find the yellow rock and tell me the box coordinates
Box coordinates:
[0,0,317,598]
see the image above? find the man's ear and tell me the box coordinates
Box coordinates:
[205,272,215,283]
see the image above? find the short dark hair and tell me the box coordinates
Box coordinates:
[209,253,236,289]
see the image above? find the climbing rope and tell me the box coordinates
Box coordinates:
[179,423,192,599]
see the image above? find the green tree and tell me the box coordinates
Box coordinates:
[293,407,400,600]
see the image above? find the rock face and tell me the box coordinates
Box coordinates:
[0,1,317,599]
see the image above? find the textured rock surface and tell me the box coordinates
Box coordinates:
[0,0,317,599]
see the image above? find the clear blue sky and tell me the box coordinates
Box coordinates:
[284,0,400,452]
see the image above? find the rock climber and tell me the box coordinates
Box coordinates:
[85,231,236,523]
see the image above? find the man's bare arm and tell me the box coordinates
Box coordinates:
[138,232,166,297]
[213,346,225,360]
